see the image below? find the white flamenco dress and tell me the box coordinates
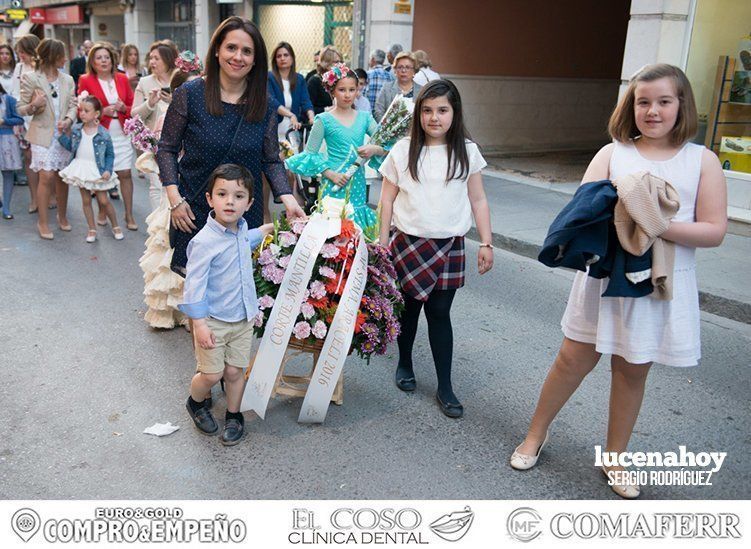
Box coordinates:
[136,151,187,329]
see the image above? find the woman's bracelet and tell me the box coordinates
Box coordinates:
[168,197,186,211]
[479,243,494,249]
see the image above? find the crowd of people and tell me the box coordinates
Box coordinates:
[0,17,728,500]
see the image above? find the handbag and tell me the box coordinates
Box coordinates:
[169,115,244,249]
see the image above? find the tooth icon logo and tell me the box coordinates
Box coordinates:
[429,506,474,542]
[12,508,41,542]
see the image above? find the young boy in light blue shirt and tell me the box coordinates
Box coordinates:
[179,163,273,445]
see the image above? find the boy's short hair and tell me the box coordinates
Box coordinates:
[207,164,254,197]
[355,68,368,82]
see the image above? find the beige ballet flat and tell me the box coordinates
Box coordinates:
[510,430,550,470]
[601,466,641,499]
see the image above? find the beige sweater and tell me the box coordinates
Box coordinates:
[612,171,680,300]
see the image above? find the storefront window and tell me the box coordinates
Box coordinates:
[686,0,751,175]
[155,0,195,52]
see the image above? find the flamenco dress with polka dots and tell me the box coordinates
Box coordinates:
[285,110,382,231]
[156,78,290,275]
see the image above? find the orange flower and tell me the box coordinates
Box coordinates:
[339,219,357,240]
[354,312,367,334]
[309,296,330,310]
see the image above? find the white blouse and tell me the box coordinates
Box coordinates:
[379,138,487,238]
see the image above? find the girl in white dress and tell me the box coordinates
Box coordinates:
[58,96,122,242]
[509,64,727,499]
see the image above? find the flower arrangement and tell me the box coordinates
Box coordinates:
[253,199,404,360]
[343,94,414,178]
[123,115,158,153]
[322,62,354,94]
[175,50,203,75]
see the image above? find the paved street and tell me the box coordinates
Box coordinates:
[1,175,750,500]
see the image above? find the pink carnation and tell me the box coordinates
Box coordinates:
[278,255,291,268]
[319,266,336,279]
[291,220,307,235]
[258,247,275,266]
[253,313,265,327]
[321,243,340,259]
[279,231,298,247]
[258,295,275,310]
[311,320,327,339]
[309,280,327,299]
[293,321,311,340]
[300,302,315,319]
[261,263,285,284]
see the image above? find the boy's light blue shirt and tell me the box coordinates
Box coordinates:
[179,213,264,322]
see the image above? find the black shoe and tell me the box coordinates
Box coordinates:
[109,189,120,200]
[395,371,416,392]
[186,398,218,435]
[2,214,13,220]
[436,393,464,418]
[220,418,244,446]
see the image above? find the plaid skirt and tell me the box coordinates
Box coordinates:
[390,229,465,301]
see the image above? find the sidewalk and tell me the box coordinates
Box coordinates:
[367,170,751,324]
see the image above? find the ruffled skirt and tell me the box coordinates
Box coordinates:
[59,158,119,191]
[139,192,187,329]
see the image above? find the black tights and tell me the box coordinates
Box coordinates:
[396,289,459,404]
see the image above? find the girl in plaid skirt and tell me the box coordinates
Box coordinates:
[378,79,494,418]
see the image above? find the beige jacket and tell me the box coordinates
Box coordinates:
[17,70,77,147]
[131,73,173,131]
[612,171,680,300]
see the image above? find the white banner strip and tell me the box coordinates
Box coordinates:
[2,500,748,548]
[241,217,340,418]
[298,236,369,423]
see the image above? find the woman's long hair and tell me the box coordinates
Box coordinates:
[35,39,66,74]
[204,16,268,123]
[15,34,40,69]
[270,42,297,93]
[407,79,470,183]
[0,44,16,72]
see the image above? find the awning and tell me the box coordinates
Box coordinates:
[13,19,34,38]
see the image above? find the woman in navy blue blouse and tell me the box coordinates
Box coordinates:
[157,17,305,275]
[267,41,314,139]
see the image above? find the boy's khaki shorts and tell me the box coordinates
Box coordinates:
[193,317,254,374]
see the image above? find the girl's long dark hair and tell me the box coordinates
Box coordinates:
[0,44,16,72]
[0,82,6,96]
[271,42,297,93]
[204,16,268,122]
[407,79,470,183]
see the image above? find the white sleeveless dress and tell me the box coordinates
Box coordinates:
[561,140,703,367]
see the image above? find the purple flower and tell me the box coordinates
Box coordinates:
[319,266,336,279]
[293,321,311,340]
[262,263,285,284]
[311,320,327,339]
[321,243,340,259]
[309,280,327,299]
[360,340,376,354]
[279,231,298,247]
[258,295,275,310]
[258,248,275,266]
[300,302,315,319]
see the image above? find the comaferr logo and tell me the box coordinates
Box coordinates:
[550,513,741,539]
[429,506,475,542]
